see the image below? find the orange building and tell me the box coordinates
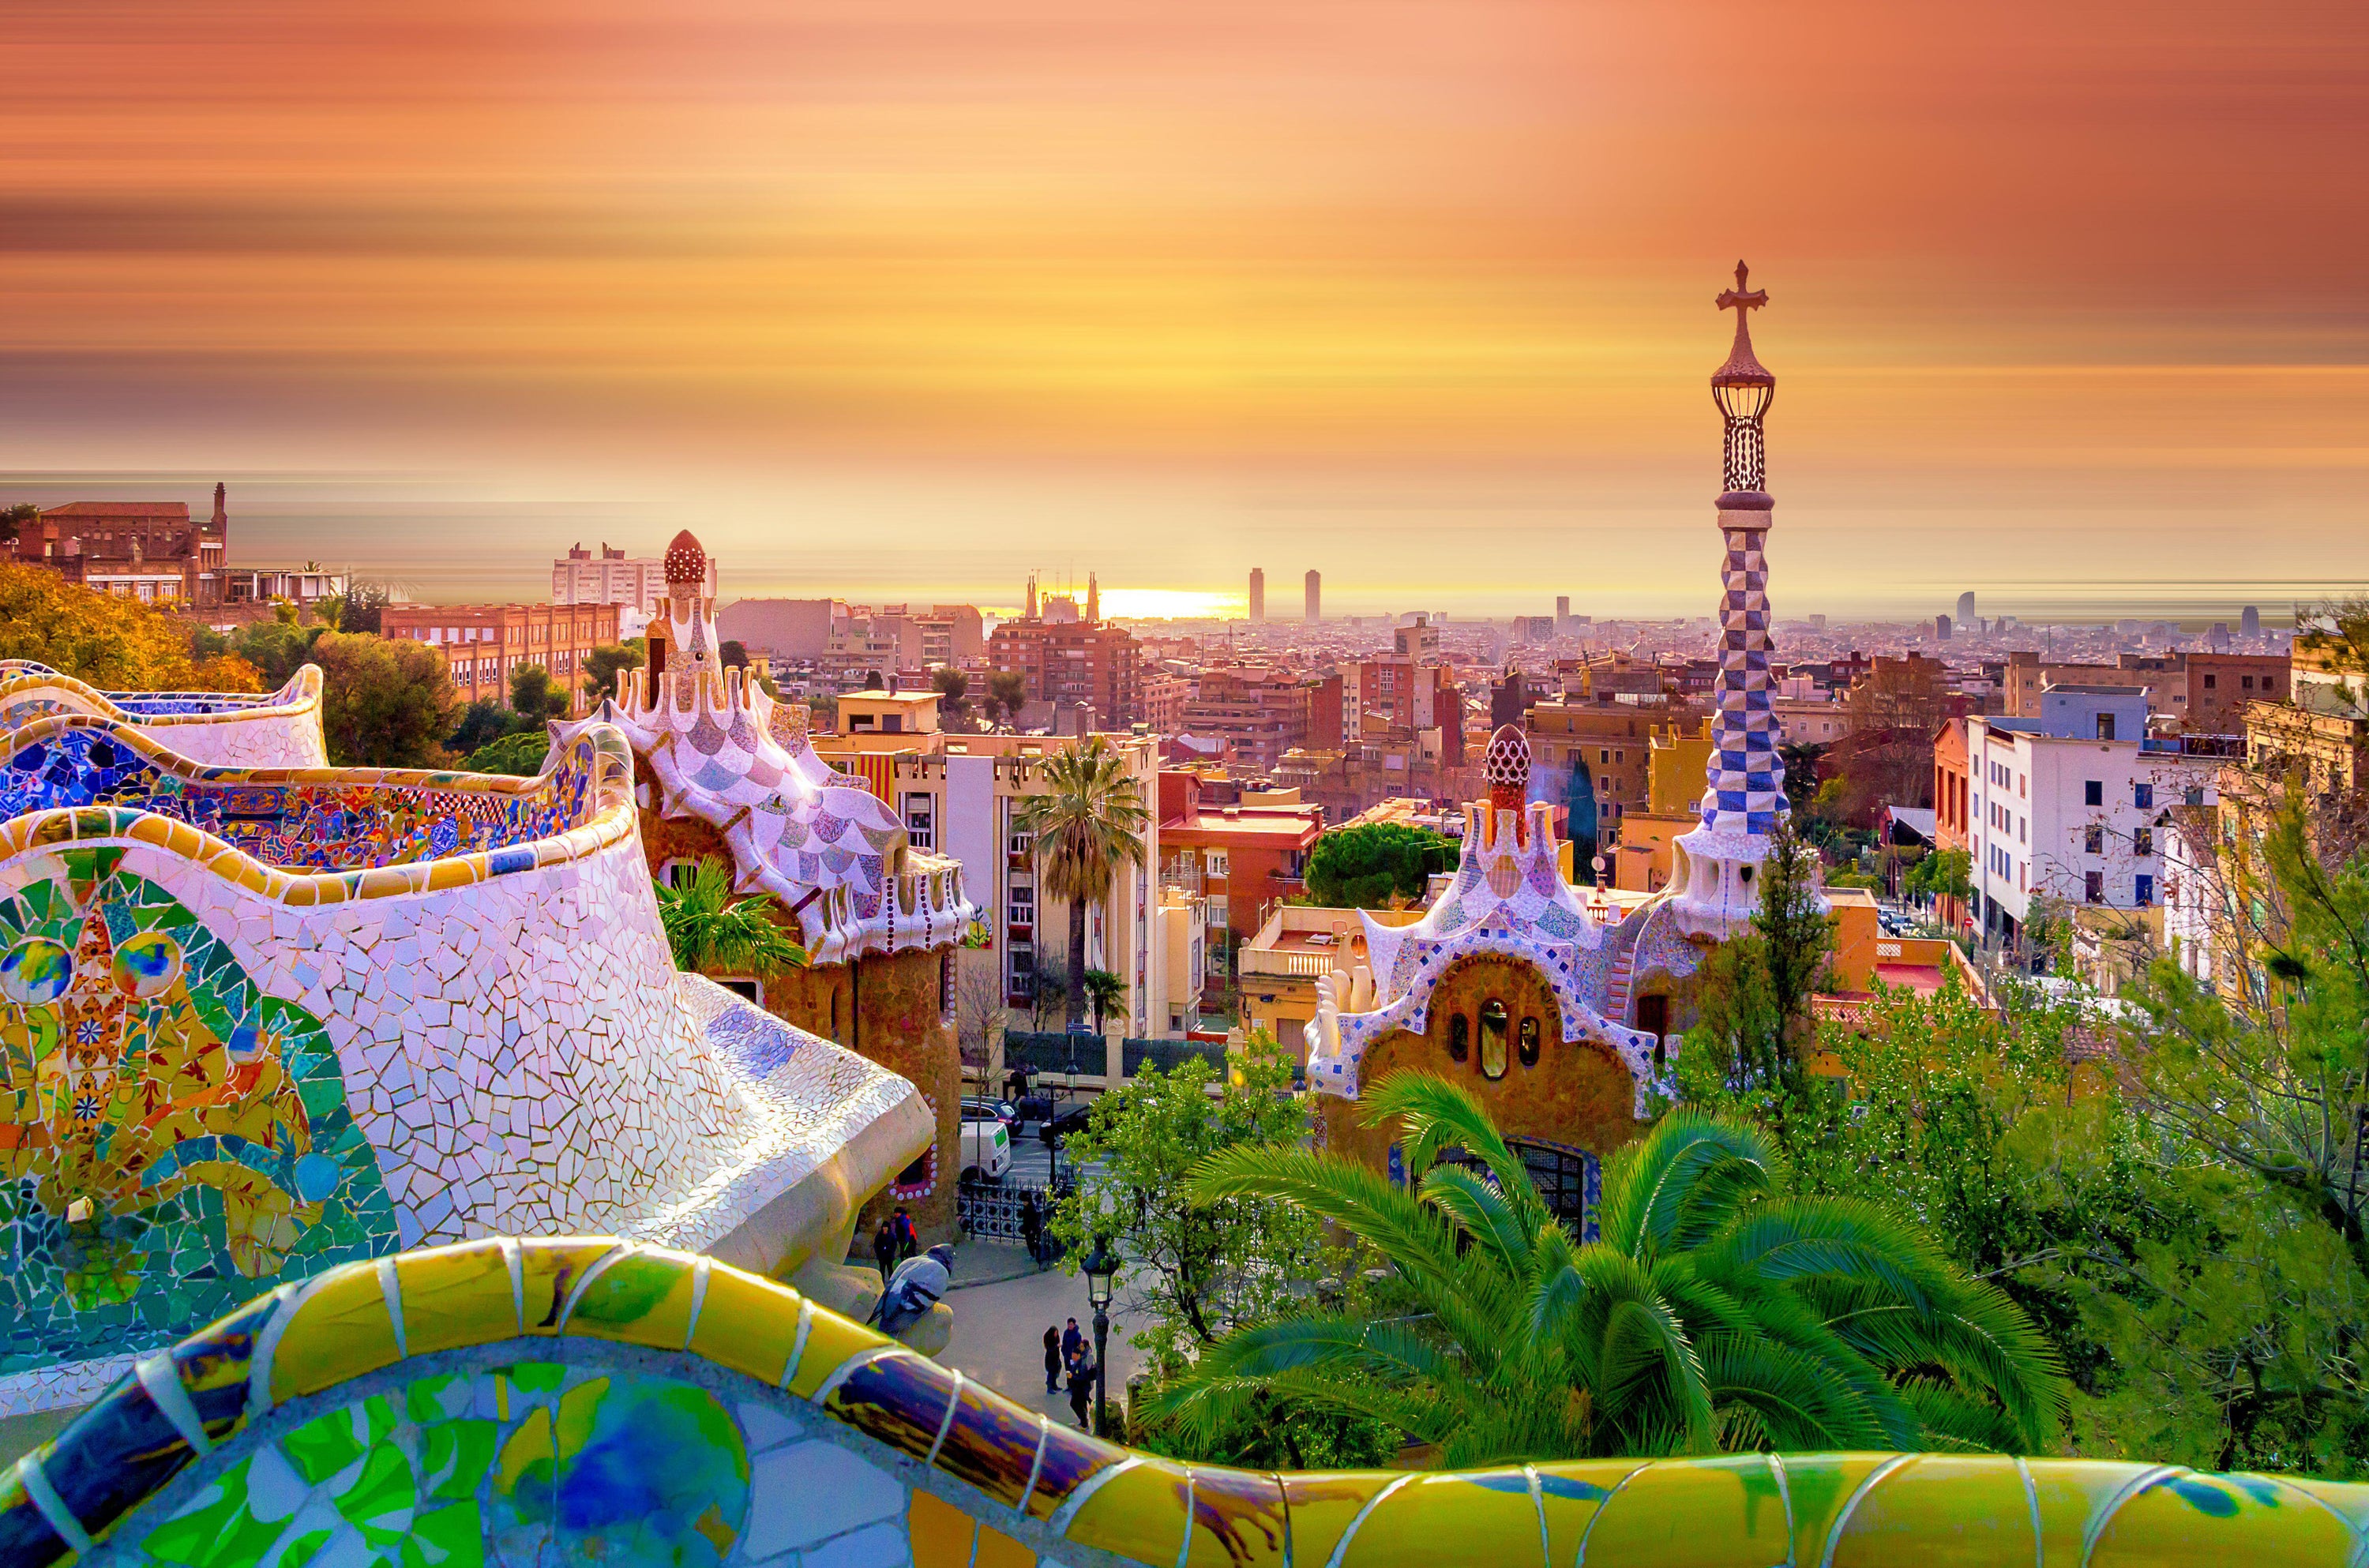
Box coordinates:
[381,601,620,711]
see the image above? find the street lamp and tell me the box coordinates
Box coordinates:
[1081,1237,1118,1437]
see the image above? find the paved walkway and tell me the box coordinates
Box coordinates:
[934,1242,1148,1434]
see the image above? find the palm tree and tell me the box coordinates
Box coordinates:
[1013,738,1149,1030]
[1082,967,1127,1035]
[1156,1071,2067,1466]
[654,857,808,977]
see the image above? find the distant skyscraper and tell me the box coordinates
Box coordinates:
[2242,605,2262,637]
[1087,572,1099,624]
[1556,595,1571,628]
[1305,569,1321,625]
[1935,613,1952,641]
[1248,568,1265,623]
[1957,591,1977,627]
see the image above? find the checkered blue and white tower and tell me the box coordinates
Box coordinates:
[1672,261,1791,939]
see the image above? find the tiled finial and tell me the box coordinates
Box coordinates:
[1483,723,1530,816]
[663,530,708,587]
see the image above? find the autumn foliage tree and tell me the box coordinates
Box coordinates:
[0,561,260,692]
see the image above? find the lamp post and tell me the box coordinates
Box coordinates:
[1081,1238,1118,1437]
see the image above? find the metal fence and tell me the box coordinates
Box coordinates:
[955,1177,1068,1246]
[1002,1030,1230,1080]
[1121,1037,1228,1076]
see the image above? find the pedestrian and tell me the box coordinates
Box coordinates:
[1066,1352,1094,1431]
[892,1206,919,1264]
[1060,1316,1083,1384]
[1042,1326,1062,1394]
[1019,1191,1046,1270]
[870,1219,895,1283]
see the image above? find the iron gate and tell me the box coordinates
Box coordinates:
[955,1178,1067,1245]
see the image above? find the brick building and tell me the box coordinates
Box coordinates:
[382,602,620,711]
[1181,662,1310,770]
[988,616,1139,730]
[9,485,229,607]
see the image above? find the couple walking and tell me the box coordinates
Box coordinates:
[1043,1318,1094,1430]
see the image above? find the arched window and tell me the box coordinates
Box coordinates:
[1518,1015,1541,1067]
[1479,1000,1509,1079]
[1447,1012,1470,1063]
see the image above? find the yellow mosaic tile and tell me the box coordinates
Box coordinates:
[783,1304,894,1400]
[685,1263,803,1387]
[2023,1459,2168,1567]
[1577,1454,1793,1568]
[1061,1456,1191,1568]
[910,1488,978,1568]
[974,1522,1037,1568]
[267,1268,403,1405]
[564,1249,700,1349]
[393,1240,520,1357]
[1181,1465,1290,1568]
[1826,1456,2035,1568]
[1278,1470,1403,1568]
[1337,1470,1543,1568]
[2089,1472,2352,1567]
[517,1238,630,1336]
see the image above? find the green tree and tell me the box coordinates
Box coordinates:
[1905,846,1972,903]
[1013,737,1149,1030]
[461,728,551,777]
[509,663,570,720]
[312,631,460,767]
[336,582,390,635]
[652,857,808,976]
[448,698,526,756]
[1677,821,1834,1105]
[229,616,324,688]
[1082,966,1126,1034]
[987,670,1029,728]
[719,639,750,669]
[1160,1072,2068,1464]
[0,502,36,545]
[1048,1036,1391,1465]
[1779,741,1828,818]
[932,665,969,721]
[581,641,645,703]
[1302,822,1455,908]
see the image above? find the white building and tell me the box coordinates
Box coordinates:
[553,542,713,622]
[1966,686,2226,948]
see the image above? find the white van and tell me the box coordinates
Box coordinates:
[960,1114,1011,1184]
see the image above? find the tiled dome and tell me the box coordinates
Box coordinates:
[1482,723,1531,793]
[663,530,708,587]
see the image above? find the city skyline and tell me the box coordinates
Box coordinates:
[6,0,2366,616]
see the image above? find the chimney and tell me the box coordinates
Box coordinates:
[211,482,227,535]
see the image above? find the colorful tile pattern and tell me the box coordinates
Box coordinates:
[0,848,397,1381]
[0,706,933,1422]
[0,665,327,768]
[0,718,597,872]
[5,1238,2360,1568]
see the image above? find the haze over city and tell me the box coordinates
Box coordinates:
[6,0,2367,619]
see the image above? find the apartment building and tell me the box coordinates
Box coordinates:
[10,486,229,607]
[553,542,711,626]
[1181,662,1309,769]
[1155,772,1323,955]
[989,617,1140,730]
[2000,650,2289,731]
[1522,700,1684,829]
[1965,688,2228,950]
[815,715,1193,1031]
[381,601,621,711]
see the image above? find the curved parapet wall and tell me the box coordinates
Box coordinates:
[0,666,327,768]
[0,726,930,1420]
[4,1239,2363,1568]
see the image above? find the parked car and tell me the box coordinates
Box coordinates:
[1038,1103,1095,1150]
[962,1096,1020,1136]
[960,1114,1011,1184]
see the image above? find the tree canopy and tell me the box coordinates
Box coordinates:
[1301,821,1455,909]
[312,631,460,767]
[0,561,260,691]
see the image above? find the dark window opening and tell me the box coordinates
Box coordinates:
[1447,1012,1469,1063]
[1518,1015,1541,1067]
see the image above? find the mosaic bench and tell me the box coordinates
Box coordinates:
[0,666,326,769]
[0,724,934,1422]
[4,1236,2363,1568]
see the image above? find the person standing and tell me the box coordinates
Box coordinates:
[1060,1316,1083,1386]
[1019,1191,1046,1269]
[1042,1326,1062,1394]
[871,1219,896,1284]
[1066,1350,1095,1431]
[892,1206,919,1264]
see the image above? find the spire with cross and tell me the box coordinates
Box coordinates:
[1710,260,1774,493]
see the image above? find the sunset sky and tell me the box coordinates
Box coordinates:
[5,0,2365,618]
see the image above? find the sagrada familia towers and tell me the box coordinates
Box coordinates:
[1669,261,1792,940]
